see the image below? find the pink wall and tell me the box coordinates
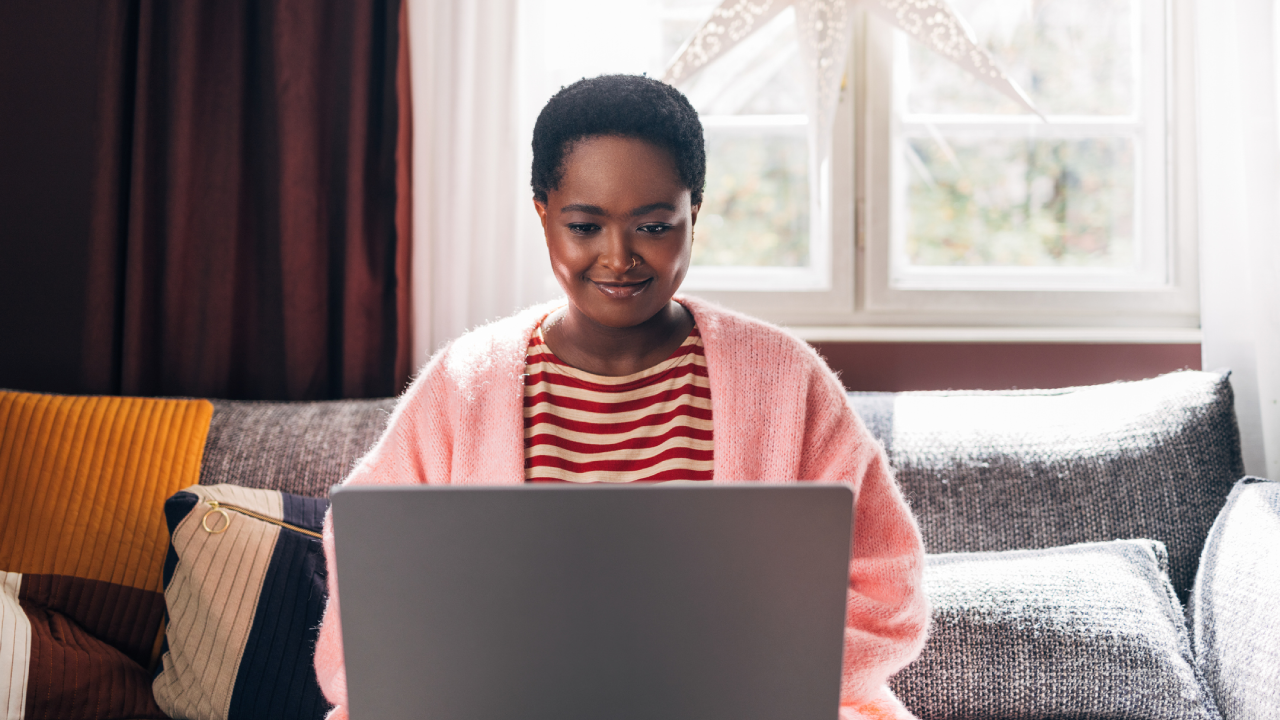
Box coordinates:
[811,342,1202,392]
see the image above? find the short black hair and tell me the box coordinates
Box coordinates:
[531,74,706,206]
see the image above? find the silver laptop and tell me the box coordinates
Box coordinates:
[331,484,854,720]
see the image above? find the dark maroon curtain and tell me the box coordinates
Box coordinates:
[84,0,410,400]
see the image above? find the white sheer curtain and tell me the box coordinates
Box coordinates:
[407,0,524,367]
[1195,0,1280,478]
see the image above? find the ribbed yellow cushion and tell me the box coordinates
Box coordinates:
[0,391,213,592]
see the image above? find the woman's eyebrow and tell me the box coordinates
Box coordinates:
[628,202,677,217]
[558,202,677,217]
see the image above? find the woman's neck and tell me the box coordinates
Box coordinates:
[542,300,694,377]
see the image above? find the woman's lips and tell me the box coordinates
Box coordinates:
[591,278,652,299]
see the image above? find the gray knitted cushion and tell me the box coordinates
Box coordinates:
[890,540,1221,720]
[199,398,395,497]
[1191,477,1280,720]
[848,371,1243,599]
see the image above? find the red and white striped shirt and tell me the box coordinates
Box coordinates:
[523,321,713,483]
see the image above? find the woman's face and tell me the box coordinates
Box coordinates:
[535,135,698,330]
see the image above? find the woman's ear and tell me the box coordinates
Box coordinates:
[534,198,550,235]
[690,202,701,228]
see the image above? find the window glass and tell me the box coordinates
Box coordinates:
[905,135,1136,268]
[906,0,1136,116]
[676,5,811,269]
[893,0,1163,287]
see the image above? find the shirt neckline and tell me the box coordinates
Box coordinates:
[533,318,700,385]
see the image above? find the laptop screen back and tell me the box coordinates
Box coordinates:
[332,484,853,720]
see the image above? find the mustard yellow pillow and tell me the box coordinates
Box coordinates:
[0,390,212,719]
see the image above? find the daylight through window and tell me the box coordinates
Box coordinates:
[891,0,1170,291]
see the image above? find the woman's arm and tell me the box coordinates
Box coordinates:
[314,359,455,720]
[798,370,930,718]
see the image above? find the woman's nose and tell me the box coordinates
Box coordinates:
[598,230,634,274]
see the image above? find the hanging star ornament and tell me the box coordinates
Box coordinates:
[664,0,1042,128]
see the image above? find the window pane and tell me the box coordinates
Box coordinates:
[671,6,807,116]
[695,123,810,267]
[662,3,812,270]
[904,135,1136,268]
[893,0,1157,282]
[906,0,1137,116]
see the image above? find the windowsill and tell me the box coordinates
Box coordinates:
[787,326,1203,344]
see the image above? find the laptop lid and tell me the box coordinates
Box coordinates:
[331,484,853,720]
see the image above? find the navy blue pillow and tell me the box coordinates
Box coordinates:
[153,484,330,720]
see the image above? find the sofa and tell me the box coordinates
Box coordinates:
[1,369,1276,720]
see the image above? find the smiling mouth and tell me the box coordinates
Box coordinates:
[591,278,652,299]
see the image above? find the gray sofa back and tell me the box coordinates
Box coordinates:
[850,370,1243,598]
[197,371,1243,599]
[199,398,395,498]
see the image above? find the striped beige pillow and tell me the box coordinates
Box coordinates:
[153,484,331,720]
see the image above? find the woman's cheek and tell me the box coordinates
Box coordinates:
[549,234,588,281]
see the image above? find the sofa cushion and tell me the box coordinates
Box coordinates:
[153,484,331,720]
[890,540,1221,720]
[848,370,1243,599]
[0,390,212,719]
[200,398,395,497]
[1190,477,1280,720]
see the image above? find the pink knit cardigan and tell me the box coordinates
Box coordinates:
[314,296,929,720]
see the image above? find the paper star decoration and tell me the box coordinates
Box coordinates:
[664,0,1041,132]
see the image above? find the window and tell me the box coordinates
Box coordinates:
[516,0,1196,333]
[861,0,1198,332]
[664,3,823,292]
[895,0,1164,290]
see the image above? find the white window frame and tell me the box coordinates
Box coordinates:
[849,0,1199,333]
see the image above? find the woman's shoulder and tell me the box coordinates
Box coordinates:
[413,300,561,393]
[678,296,852,427]
[678,295,826,370]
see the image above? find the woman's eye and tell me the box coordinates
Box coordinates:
[567,223,599,235]
[638,223,672,234]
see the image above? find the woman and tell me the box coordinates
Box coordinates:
[315,74,928,720]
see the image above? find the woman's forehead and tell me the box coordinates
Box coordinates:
[555,136,690,210]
